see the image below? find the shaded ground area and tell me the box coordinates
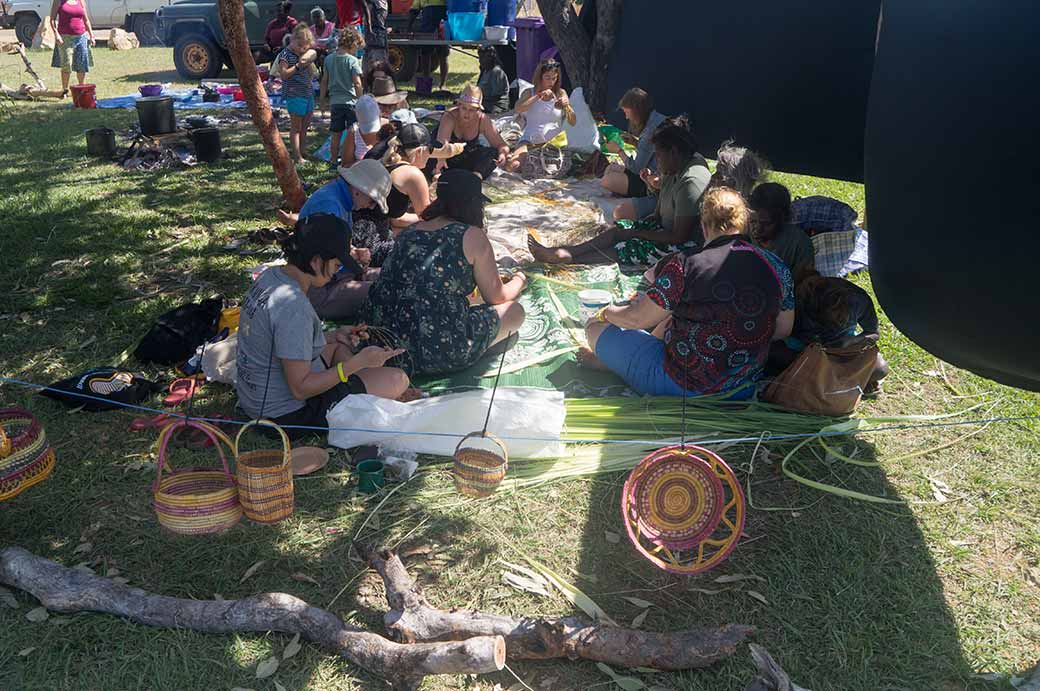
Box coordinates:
[1,47,1039,691]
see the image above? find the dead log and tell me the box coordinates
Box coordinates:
[217,0,307,211]
[0,546,504,691]
[365,546,754,670]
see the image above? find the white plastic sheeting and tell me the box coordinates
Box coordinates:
[327,387,565,459]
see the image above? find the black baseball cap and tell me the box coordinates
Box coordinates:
[398,122,431,150]
[435,168,492,205]
[293,213,364,276]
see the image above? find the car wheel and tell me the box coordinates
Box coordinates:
[173,33,222,80]
[131,14,161,47]
[15,14,40,46]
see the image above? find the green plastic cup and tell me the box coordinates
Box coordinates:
[356,459,385,494]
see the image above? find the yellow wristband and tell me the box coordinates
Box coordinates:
[595,307,609,323]
[337,362,349,384]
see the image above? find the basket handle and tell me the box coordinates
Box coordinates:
[453,431,509,463]
[153,420,236,492]
[234,419,291,468]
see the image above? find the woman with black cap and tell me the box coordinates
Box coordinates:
[236,213,411,438]
[363,169,528,375]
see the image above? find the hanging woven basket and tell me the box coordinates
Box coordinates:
[152,420,242,535]
[453,432,509,498]
[0,408,56,503]
[621,444,745,575]
[234,420,294,524]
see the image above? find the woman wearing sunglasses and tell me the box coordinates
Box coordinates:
[505,58,577,173]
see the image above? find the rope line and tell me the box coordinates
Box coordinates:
[1,374,1037,448]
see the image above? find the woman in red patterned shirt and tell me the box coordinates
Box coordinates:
[584,187,795,398]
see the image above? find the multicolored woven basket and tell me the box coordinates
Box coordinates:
[453,432,509,498]
[153,420,242,535]
[234,420,293,524]
[0,408,56,502]
[621,444,745,575]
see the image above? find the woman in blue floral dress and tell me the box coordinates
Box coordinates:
[363,170,528,375]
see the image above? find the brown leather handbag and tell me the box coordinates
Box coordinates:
[762,335,880,416]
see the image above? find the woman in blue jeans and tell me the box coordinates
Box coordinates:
[584,187,795,398]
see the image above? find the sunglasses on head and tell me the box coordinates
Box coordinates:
[542,60,560,69]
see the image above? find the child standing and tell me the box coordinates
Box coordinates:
[321,27,364,169]
[280,24,319,163]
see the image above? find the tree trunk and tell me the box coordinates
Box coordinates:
[0,546,505,691]
[366,546,754,670]
[585,0,624,115]
[217,0,307,212]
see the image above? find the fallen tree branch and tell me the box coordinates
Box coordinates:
[0,546,504,691]
[365,546,754,670]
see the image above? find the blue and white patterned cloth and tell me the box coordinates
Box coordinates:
[792,195,858,234]
[812,226,869,277]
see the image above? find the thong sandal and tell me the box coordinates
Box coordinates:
[129,413,176,432]
[163,377,203,407]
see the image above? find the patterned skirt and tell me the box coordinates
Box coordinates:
[52,33,93,74]
[614,219,697,267]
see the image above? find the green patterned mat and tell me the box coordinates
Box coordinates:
[415,265,644,396]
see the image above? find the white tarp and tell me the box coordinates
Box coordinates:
[327,387,565,458]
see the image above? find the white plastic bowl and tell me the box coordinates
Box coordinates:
[484,25,510,42]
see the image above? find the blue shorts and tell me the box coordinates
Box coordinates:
[594,326,689,396]
[594,325,756,399]
[285,94,315,116]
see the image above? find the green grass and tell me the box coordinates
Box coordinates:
[1,46,1040,691]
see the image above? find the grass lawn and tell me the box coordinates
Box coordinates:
[1,46,1039,691]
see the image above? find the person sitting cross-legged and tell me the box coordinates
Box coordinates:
[236,213,410,440]
[583,187,794,398]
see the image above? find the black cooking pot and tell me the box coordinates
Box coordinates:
[85,127,116,157]
[136,96,176,135]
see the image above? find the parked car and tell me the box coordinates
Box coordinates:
[0,0,171,45]
[157,0,423,81]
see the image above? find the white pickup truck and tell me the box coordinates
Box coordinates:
[0,0,170,46]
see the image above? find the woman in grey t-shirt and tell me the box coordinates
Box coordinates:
[236,214,412,438]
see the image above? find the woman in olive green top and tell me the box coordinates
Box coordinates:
[749,182,815,275]
[528,115,710,266]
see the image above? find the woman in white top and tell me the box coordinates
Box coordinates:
[505,59,577,173]
[341,94,388,167]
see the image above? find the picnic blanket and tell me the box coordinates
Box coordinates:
[414,263,643,395]
[97,87,285,111]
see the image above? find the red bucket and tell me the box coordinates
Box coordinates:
[70,83,97,109]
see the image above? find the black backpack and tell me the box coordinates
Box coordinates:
[41,368,162,412]
[134,297,224,366]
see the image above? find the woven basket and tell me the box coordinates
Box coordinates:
[452,432,508,498]
[153,420,242,535]
[0,408,56,502]
[234,420,293,524]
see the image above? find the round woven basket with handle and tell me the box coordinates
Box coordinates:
[152,420,241,535]
[453,432,509,499]
[0,408,56,503]
[234,420,293,524]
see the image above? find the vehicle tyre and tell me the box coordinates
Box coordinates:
[388,45,418,83]
[173,33,223,80]
[131,13,161,46]
[15,14,40,46]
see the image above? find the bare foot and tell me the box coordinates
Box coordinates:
[576,347,611,371]
[275,209,298,226]
[527,234,572,264]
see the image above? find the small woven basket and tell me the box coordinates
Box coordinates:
[452,432,509,498]
[153,420,241,535]
[234,420,293,524]
[0,408,56,503]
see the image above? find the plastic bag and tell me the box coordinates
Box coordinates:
[202,332,238,384]
[327,388,565,459]
[562,87,600,153]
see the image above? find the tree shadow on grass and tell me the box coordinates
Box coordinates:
[0,393,487,690]
[564,432,1010,691]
